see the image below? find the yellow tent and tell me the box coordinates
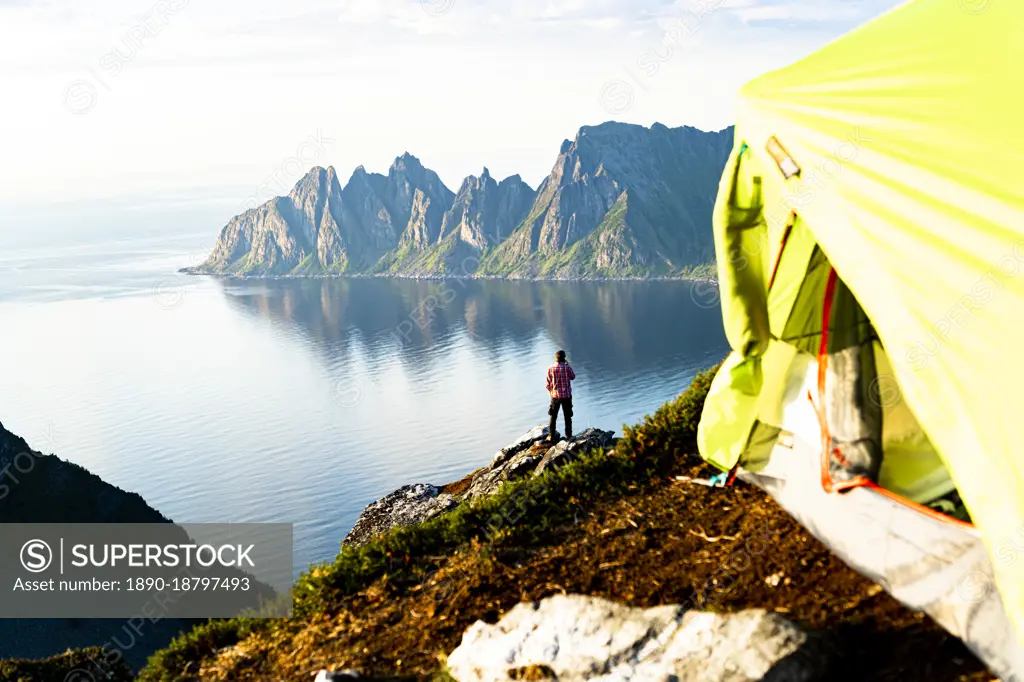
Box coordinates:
[696,0,1024,662]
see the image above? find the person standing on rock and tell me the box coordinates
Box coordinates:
[546,350,575,442]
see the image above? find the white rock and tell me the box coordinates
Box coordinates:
[313,669,360,680]
[446,594,822,682]
[490,425,550,469]
[534,428,615,475]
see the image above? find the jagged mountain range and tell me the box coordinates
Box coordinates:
[188,122,734,279]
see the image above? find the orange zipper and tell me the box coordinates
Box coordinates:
[812,268,972,527]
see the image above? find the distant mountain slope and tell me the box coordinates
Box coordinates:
[375,167,537,276]
[187,122,733,279]
[479,123,733,278]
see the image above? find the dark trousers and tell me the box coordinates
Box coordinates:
[548,397,573,439]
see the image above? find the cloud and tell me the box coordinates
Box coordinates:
[724,0,897,27]
[647,0,894,31]
[336,0,441,32]
[335,0,658,36]
[582,17,623,29]
[0,0,906,204]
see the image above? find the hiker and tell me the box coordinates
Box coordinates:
[546,350,575,442]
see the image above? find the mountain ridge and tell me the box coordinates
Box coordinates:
[186,122,733,280]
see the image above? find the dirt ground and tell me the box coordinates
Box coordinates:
[205,453,995,682]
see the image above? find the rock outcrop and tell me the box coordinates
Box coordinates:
[343,484,458,546]
[344,426,615,547]
[463,426,614,501]
[186,123,733,279]
[446,594,827,682]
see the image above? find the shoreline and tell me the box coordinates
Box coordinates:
[178,268,719,286]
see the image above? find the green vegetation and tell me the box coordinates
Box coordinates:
[137,366,720,681]
[0,647,134,682]
[139,619,264,682]
[678,261,717,279]
[474,193,717,280]
[293,253,318,275]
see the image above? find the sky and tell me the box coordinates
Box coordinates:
[0,0,904,212]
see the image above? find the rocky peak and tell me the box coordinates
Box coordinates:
[481,121,734,267]
[188,122,733,278]
[390,152,423,175]
[288,166,344,204]
[382,154,454,251]
[325,165,341,186]
[434,168,535,252]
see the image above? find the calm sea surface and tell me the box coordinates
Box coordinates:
[0,211,729,574]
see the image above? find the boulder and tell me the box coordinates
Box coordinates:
[490,425,550,470]
[466,428,615,500]
[345,426,615,544]
[506,454,543,480]
[344,484,457,546]
[446,594,826,682]
[534,427,614,476]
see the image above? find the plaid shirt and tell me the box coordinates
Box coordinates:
[546,362,575,399]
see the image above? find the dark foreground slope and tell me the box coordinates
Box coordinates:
[138,368,993,682]
[0,422,170,525]
[0,423,198,677]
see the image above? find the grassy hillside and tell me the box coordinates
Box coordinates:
[130,366,991,682]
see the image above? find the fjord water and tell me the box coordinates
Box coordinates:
[0,223,728,573]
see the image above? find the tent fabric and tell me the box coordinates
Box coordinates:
[741,352,1024,680]
[697,0,1024,650]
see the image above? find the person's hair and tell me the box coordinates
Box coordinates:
[555,350,566,362]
